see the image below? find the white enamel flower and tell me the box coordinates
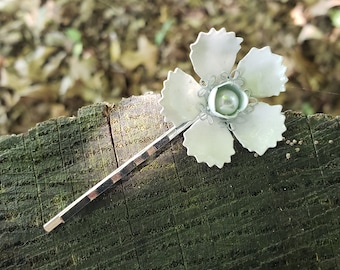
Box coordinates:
[159,28,288,168]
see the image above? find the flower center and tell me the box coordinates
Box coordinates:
[215,88,239,115]
[208,81,248,119]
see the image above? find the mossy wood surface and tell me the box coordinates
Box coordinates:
[0,94,339,269]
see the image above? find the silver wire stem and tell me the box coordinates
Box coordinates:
[43,120,195,232]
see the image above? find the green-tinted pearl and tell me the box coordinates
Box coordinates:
[215,89,239,115]
[208,81,249,119]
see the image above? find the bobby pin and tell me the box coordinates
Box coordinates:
[44,120,195,232]
[44,27,287,232]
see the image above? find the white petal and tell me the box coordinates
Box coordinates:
[159,68,204,127]
[183,118,235,168]
[231,102,286,155]
[190,28,243,82]
[236,46,288,98]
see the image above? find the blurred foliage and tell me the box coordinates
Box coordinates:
[0,0,339,134]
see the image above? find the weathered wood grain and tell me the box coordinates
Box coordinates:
[0,94,339,269]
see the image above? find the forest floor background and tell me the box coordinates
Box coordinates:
[0,0,339,134]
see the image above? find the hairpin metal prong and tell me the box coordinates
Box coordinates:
[43,119,195,232]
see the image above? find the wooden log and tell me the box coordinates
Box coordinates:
[0,94,339,269]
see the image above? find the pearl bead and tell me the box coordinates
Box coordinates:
[215,88,239,115]
[208,81,249,119]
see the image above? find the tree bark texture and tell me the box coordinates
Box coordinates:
[0,94,339,269]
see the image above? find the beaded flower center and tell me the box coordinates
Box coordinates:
[208,81,249,119]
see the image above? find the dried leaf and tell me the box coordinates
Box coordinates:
[79,0,95,23]
[290,3,307,26]
[59,75,74,96]
[308,0,340,17]
[297,24,324,43]
[0,0,17,12]
[120,35,158,76]
[109,32,121,62]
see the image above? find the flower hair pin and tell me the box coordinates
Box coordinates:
[160,27,287,168]
[44,28,287,232]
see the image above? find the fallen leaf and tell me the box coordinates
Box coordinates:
[109,32,121,62]
[308,0,340,17]
[120,35,158,76]
[290,3,307,26]
[297,24,324,43]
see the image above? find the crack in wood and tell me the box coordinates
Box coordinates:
[103,103,119,169]
[306,115,325,178]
